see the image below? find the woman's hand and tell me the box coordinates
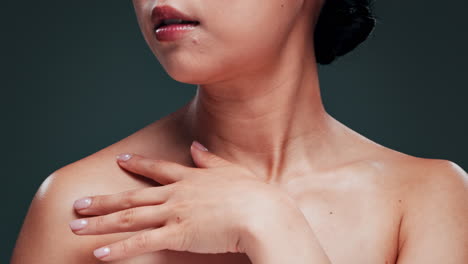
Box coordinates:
[69,141,298,262]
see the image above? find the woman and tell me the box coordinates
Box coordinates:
[11,0,468,263]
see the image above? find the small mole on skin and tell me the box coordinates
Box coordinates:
[281,4,284,7]
[176,216,181,223]
[329,211,333,215]
[398,200,402,203]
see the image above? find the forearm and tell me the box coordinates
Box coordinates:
[242,207,332,264]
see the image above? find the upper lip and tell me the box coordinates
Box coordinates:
[152,5,199,30]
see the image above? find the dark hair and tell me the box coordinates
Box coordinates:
[314,0,377,65]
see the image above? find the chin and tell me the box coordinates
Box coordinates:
[167,70,208,84]
[163,61,230,85]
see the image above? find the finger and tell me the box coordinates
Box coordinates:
[190,141,232,168]
[73,185,174,215]
[69,204,171,235]
[92,225,177,261]
[116,153,193,184]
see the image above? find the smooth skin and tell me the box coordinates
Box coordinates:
[11,0,468,263]
[68,144,331,263]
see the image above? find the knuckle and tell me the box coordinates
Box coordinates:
[94,215,106,231]
[178,231,194,251]
[134,232,150,250]
[118,208,135,228]
[164,226,181,250]
[165,229,180,250]
[120,239,131,256]
[121,190,138,208]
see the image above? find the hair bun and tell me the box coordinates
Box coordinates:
[314,0,377,65]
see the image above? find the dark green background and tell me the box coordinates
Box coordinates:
[3,0,467,262]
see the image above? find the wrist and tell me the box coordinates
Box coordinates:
[238,198,331,263]
[239,204,306,255]
[237,195,304,253]
[235,186,297,248]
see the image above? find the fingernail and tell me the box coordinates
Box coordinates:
[69,219,88,231]
[74,197,92,210]
[94,247,111,258]
[116,153,132,161]
[192,141,208,151]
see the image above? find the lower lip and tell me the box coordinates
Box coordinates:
[155,23,199,42]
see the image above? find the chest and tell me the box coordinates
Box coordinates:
[294,189,402,264]
[105,191,402,264]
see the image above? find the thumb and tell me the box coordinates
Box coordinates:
[190,141,231,168]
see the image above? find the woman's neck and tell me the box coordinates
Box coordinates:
[179,42,348,184]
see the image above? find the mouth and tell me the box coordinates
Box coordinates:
[152,5,200,31]
[154,19,200,31]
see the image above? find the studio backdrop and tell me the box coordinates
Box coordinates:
[2,0,467,262]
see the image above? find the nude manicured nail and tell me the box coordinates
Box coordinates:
[69,219,88,231]
[73,197,92,210]
[94,247,111,258]
[116,153,132,161]
[192,141,208,151]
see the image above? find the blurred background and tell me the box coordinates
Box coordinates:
[2,0,467,262]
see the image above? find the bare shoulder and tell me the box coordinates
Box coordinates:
[11,109,190,263]
[353,148,468,263]
[391,156,468,208]
[394,157,468,263]
[11,156,129,263]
